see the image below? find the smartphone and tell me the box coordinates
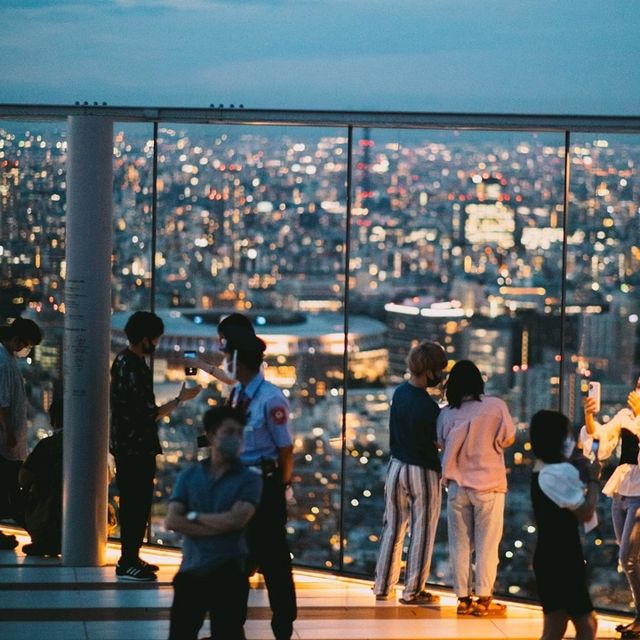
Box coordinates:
[184,350,197,376]
[197,433,208,448]
[588,381,601,414]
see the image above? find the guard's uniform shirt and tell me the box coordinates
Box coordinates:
[230,370,297,638]
[231,372,292,465]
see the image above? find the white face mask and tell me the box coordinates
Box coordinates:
[15,346,32,358]
[222,350,237,381]
[562,436,576,459]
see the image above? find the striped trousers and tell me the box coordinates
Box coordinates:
[373,458,442,600]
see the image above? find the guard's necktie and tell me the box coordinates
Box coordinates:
[236,387,251,413]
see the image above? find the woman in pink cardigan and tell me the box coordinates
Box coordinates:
[437,360,515,616]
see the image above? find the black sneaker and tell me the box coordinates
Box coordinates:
[23,543,60,557]
[0,533,18,550]
[116,562,157,582]
[136,558,159,572]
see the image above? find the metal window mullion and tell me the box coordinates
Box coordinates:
[558,130,571,411]
[338,126,354,572]
[144,121,160,545]
[150,121,159,313]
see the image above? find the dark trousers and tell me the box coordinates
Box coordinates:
[0,455,24,525]
[169,560,248,640]
[114,454,156,563]
[248,471,297,640]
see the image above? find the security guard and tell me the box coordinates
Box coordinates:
[223,327,297,640]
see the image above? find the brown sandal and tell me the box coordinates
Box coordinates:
[399,590,440,605]
[457,597,476,615]
[473,597,507,616]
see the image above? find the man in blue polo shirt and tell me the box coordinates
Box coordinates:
[165,406,262,640]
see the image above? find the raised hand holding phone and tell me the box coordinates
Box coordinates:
[587,381,601,414]
[628,390,640,418]
[582,383,599,436]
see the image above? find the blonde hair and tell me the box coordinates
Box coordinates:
[406,340,447,377]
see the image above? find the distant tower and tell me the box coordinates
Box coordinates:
[358,128,374,206]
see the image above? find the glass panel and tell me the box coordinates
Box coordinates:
[344,129,566,601]
[109,123,155,540]
[0,120,67,462]
[562,133,640,611]
[111,125,154,313]
[7,111,638,617]
[142,124,347,571]
[0,120,154,542]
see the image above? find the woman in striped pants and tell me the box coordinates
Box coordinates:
[373,340,447,605]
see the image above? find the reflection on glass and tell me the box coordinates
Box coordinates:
[3,117,639,614]
[0,121,68,452]
[111,125,155,313]
[562,134,640,611]
[0,121,154,543]
[108,124,155,542]
[344,129,567,599]
[145,125,347,571]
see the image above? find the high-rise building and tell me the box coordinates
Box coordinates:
[458,175,516,250]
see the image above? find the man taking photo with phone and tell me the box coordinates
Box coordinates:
[110,311,201,581]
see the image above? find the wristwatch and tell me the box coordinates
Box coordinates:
[186,511,199,522]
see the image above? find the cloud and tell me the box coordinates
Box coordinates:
[10,0,309,9]
[2,0,639,115]
[182,47,639,114]
[9,0,98,5]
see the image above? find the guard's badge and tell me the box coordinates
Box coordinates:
[270,406,287,425]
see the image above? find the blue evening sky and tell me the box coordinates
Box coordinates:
[2,0,639,115]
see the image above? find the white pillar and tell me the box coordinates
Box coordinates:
[62,116,113,566]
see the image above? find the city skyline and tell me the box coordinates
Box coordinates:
[3,1,640,115]
[1,121,638,610]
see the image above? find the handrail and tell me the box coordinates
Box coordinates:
[0,103,639,132]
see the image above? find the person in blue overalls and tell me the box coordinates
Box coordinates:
[223,326,297,640]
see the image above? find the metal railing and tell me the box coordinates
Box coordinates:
[1,103,640,132]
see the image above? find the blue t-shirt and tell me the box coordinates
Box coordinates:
[389,381,441,472]
[169,459,262,575]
